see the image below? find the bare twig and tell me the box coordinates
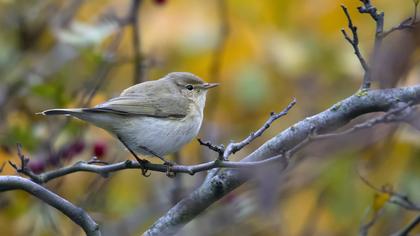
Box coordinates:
[392,214,420,236]
[342,1,419,89]
[8,144,40,181]
[313,102,413,140]
[358,170,420,212]
[358,0,384,36]
[341,5,369,74]
[379,0,419,39]
[17,155,289,184]
[380,17,414,38]
[357,0,391,52]
[0,176,100,236]
[356,170,420,235]
[222,98,297,160]
[197,138,224,158]
[359,207,385,236]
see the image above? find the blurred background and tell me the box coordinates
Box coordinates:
[0,0,420,235]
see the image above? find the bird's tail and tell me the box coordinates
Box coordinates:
[37,108,83,116]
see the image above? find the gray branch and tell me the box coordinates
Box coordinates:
[341,5,370,74]
[0,176,100,236]
[392,214,420,236]
[144,85,420,235]
[222,98,296,160]
[17,155,288,184]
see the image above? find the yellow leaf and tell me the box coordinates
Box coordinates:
[372,192,390,213]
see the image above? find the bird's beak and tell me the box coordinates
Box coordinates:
[202,83,219,89]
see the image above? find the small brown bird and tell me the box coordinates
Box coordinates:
[40,72,218,173]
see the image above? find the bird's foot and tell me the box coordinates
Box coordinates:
[164,161,176,178]
[137,158,151,177]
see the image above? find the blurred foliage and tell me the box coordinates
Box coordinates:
[0,0,419,235]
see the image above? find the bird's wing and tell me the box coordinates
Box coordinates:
[84,95,189,118]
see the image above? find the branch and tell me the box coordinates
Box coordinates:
[380,17,414,38]
[392,214,420,236]
[197,138,224,158]
[356,171,420,235]
[222,98,297,160]
[359,207,385,236]
[342,1,419,89]
[312,101,413,140]
[144,85,420,235]
[358,0,384,36]
[358,172,420,212]
[0,176,100,236]
[341,5,370,74]
[17,154,289,184]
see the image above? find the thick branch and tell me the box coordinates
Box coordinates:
[144,85,420,235]
[0,176,100,236]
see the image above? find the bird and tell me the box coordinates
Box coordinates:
[39,72,219,175]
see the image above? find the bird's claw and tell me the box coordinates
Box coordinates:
[138,159,151,177]
[164,161,176,178]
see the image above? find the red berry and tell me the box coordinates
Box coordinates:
[153,0,167,5]
[61,140,85,160]
[71,140,85,154]
[93,141,107,158]
[48,153,60,166]
[28,160,46,174]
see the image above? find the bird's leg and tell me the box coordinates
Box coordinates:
[138,145,175,165]
[117,136,150,177]
[138,145,176,177]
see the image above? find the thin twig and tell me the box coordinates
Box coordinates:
[392,214,420,236]
[359,172,420,211]
[197,138,224,158]
[358,0,384,89]
[380,17,414,38]
[9,144,40,181]
[377,0,420,38]
[17,155,289,184]
[341,5,369,74]
[222,98,297,160]
[359,207,385,236]
[358,0,384,35]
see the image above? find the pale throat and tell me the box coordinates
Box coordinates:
[189,93,207,118]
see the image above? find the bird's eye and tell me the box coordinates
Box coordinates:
[185,84,194,90]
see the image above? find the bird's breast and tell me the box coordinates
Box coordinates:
[116,108,203,157]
